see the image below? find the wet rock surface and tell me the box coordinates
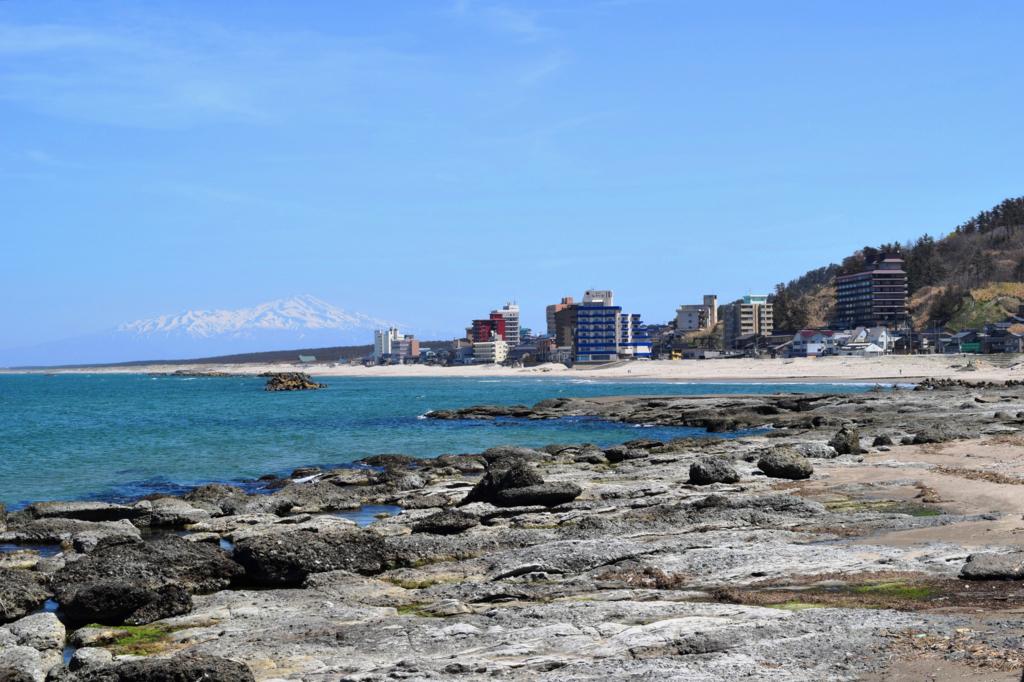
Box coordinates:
[0,568,52,623]
[4,383,1024,680]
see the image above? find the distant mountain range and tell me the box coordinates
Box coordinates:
[1,295,407,367]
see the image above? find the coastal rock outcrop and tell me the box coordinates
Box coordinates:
[263,372,326,392]
[0,569,52,623]
[412,509,479,535]
[960,551,1024,580]
[827,425,863,455]
[0,613,65,682]
[60,581,193,626]
[688,457,741,485]
[458,460,581,508]
[757,450,814,480]
[232,528,388,586]
[24,501,145,523]
[2,518,142,552]
[183,484,251,517]
[48,652,255,682]
[51,536,242,626]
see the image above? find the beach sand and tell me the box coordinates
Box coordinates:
[16,353,1022,383]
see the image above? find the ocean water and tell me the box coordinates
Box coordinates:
[0,374,878,508]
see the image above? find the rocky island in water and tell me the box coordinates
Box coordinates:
[3,381,1024,680]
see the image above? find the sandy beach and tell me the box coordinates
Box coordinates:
[12,353,1023,384]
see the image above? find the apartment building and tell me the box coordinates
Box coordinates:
[473,338,509,364]
[834,255,908,329]
[574,289,650,362]
[722,294,774,349]
[545,296,574,338]
[675,295,718,332]
[471,314,506,343]
[493,302,521,346]
[373,327,402,361]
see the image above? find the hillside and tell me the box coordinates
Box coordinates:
[772,197,1024,331]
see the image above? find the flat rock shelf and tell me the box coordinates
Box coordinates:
[3,383,1024,680]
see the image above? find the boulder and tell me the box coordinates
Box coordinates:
[0,502,6,532]
[4,613,65,652]
[688,458,740,485]
[68,647,114,672]
[49,652,255,682]
[59,581,192,626]
[872,434,894,447]
[0,613,65,681]
[960,551,1024,580]
[458,461,543,506]
[233,528,388,586]
[0,569,52,623]
[573,449,609,465]
[183,484,250,516]
[263,372,326,391]
[757,451,813,480]
[374,468,425,491]
[0,647,45,682]
[492,482,582,508]
[52,536,241,626]
[828,425,862,455]
[412,509,480,535]
[911,425,965,444]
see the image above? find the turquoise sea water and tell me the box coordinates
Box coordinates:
[0,374,876,508]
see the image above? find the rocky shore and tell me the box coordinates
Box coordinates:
[3,382,1024,680]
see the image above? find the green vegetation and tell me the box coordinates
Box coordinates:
[851,581,935,600]
[825,498,941,517]
[772,196,1024,331]
[85,624,178,656]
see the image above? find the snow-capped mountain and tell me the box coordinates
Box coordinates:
[1,296,407,367]
[118,295,399,339]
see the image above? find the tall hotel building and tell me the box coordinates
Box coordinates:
[834,255,908,329]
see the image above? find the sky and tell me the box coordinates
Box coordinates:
[3,0,1024,350]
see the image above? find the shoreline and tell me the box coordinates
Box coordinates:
[2,353,1021,384]
[3,384,1024,680]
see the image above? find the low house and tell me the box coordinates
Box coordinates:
[837,341,886,357]
[846,326,897,353]
[982,322,1024,353]
[940,330,981,354]
[790,330,837,357]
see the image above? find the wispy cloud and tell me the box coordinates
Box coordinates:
[0,19,427,129]
[450,1,552,42]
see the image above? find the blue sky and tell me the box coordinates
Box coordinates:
[3,0,1024,349]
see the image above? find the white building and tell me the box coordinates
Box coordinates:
[373,327,402,361]
[675,295,718,332]
[473,338,509,364]
[492,302,521,346]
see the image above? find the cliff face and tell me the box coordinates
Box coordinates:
[772,197,1024,331]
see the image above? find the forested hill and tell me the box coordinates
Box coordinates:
[771,197,1024,332]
